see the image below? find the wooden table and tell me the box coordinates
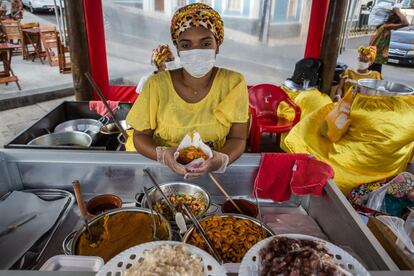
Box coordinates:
[22,27,44,64]
[0,43,22,91]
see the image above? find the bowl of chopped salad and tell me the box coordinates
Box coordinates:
[138,182,211,223]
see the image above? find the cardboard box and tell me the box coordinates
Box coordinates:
[368,217,414,270]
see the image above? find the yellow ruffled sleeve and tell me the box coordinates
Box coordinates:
[126,76,159,131]
[213,72,249,127]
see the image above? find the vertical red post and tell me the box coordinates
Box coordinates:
[83,0,110,100]
[304,0,330,58]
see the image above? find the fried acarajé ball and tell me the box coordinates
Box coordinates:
[177,146,208,165]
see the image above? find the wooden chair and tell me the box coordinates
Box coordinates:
[39,26,59,66]
[0,43,22,90]
[57,34,71,73]
[21,22,40,60]
[21,22,39,29]
[0,19,23,55]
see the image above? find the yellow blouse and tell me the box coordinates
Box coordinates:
[125,68,249,151]
[283,93,414,195]
[341,69,383,95]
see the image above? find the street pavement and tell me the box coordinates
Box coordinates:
[0,96,74,147]
[0,11,72,95]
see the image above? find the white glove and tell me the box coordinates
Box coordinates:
[184,151,229,179]
[156,146,186,176]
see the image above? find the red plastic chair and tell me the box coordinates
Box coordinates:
[248,84,301,152]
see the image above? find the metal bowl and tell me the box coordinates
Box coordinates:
[62,207,172,256]
[28,131,92,147]
[100,120,131,135]
[55,119,103,142]
[139,182,211,223]
[357,79,414,96]
[182,213,275,243]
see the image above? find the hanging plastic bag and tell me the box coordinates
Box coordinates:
[174,132,213,169]
[368,3,393,26]
[321,89,354,142]
[377,213,414,255]
[366,172,414,216]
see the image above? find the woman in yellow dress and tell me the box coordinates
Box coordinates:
[126,3,249,179]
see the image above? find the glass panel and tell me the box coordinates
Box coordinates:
[0,1,73,94]
[227,0,242,11]
[102,0,313,86]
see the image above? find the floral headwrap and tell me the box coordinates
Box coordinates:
[170,3,224,46]
[151,44,173,68]
[358,46,377,62]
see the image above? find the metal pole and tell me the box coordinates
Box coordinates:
[339,0,353,54]
[65,0,93,100]
[59,0,67,47]
[343,0,358,52]
[53,0,61,34]
[259,0,272,43]
[320,0,349,94]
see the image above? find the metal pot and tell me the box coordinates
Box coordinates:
[62,207,172,256]
[55,119,103,143]
[357,79,414,96]
[182,213,275,242]
[137,182,211,223]
[28,131,92,147]
[100,120,131,135]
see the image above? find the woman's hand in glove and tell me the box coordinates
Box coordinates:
[184,151,229,179]
[156,146,187,176]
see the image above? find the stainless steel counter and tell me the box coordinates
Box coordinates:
[0,149,400,274]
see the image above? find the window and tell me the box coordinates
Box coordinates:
[227,0,242,11]
[172,0,187,11]
[199,0,213,6]
[176,0,187,8]
[287,0,298,18]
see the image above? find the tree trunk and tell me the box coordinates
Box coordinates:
[320,0,349,94]
[65,0,93,100]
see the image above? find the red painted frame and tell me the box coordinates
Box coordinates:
[83,0,330,100]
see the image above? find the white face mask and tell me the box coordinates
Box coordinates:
[357,61,370,70]
[179,49,216,78]
[164,59,181,70]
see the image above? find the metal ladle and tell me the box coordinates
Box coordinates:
[182,204,224,264]
[253,185,266,239]
[72,180,94,241]
[143,186,159,241]
[143,168,187,234]
[84,72,128,143]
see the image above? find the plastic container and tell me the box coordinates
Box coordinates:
[40,255,104,271]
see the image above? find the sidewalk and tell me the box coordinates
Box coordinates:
[0,95,74,147]
[0,11,73,95]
